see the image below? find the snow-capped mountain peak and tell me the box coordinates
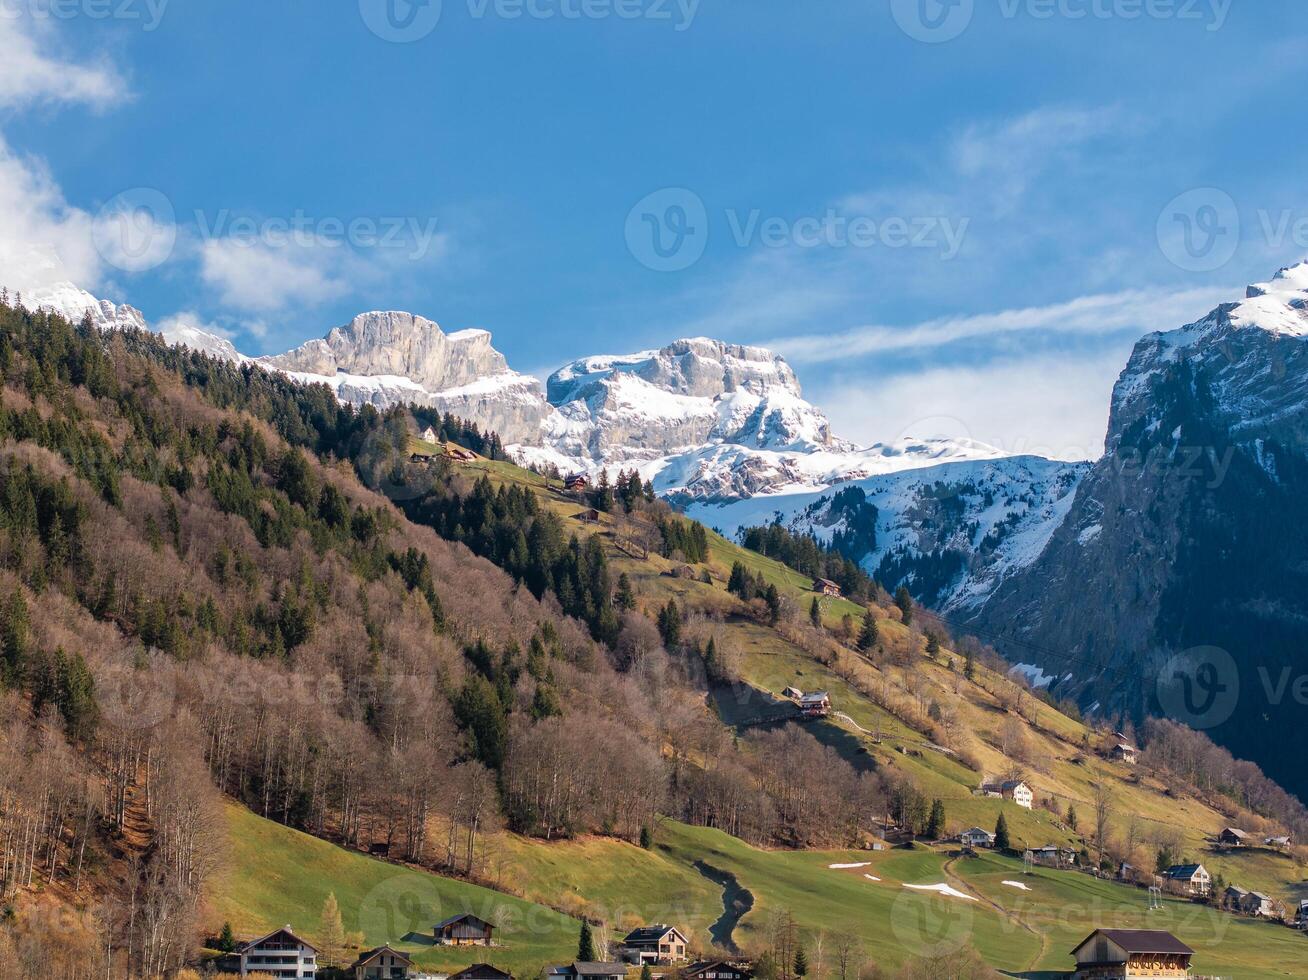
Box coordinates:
[17,280,147,333]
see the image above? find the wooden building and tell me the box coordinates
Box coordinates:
[1217,827,1250,847]
[1110,743,1138,764]
[350,944,413,979]
[797,691,831,719]
[564,474,589,493]
[812,578,842,598]
[434,913,495,946]
[981,779,1033,809]
[1070,929,1193,979]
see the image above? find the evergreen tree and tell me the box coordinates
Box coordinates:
[59,649,98,740]
[964,651,976,680]
[894,586,914,626]
[793,948,808,978]
[0,588,30,686]
[578,921,596,961]
[763,584,781,625]
[615,572,636,611]
[217,922,236,953]
[454,674,508,769]
[857,610,878,652]
[809,596,822,628]
[640,966,653,980]
[1066,804,1078,832]
[657,599,682,647]
[531,683,562,720]
[727,562,750,598]
[925,632,941,657]
[926,799,946,840]
[994,812,1011,851]
[639,825,653,850]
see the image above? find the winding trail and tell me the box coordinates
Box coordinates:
[693,860,755,954]
[942,856,1050,971]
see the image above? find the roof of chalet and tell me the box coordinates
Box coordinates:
[548,963,629,976]
[813,578,841,589]
[350,945,415,970]
[435,912,495,931]
[1164,863,1206,878]
[1220,827,1251,839]
[238,925,318,954]
[798,691,830,704]
[1072,929,1194,956]
[450,964,515,980]
[623,925,684,943]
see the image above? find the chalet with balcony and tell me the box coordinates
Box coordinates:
[1162,863,1211,896]
[681,961,752,980]
[620,925,689,965]
[1070,929,1193,979]
[234,925,318,979]
[797,691,831,719]
[959,827,995,848]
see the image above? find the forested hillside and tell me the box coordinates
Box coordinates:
[1,297,1305,978]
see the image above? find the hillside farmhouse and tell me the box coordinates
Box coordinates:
[420,426,438,443]
[812,578,842,597]
[1162,863,1211,896]
[1217,827,1250,847]
[564,474,589,493]
[1110,743,1138,764]
[959,827,995,848]
[1070,929,1193,979]
[621,924,690,964]
[435,913,495,946]
[233,925,318,979]
[797,691,831,719]
[982,779,1033,809]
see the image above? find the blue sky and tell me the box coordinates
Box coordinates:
[2,0,1306,457]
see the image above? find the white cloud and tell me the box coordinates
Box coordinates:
[816,348,1133,462]
[0,134,101,293]
[0,15,127,109]
[199,237,350,313]
[766,284,1232,365]
[0,16,130,295]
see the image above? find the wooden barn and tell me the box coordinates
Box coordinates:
[434,912,495,946]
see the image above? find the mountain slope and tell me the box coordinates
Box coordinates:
[961,262,1308,801]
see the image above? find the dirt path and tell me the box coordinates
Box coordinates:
[942,856,1050,971]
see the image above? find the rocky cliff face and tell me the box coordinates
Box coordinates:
[20,281,148,333]
[960,262,1308,799]
[261,311,551,444]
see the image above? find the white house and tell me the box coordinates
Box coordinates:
[982,779,1033,809]
[420,426,439,444]
[1162,863,1211,897]
[959,827,995,848]
[235,925,318,979]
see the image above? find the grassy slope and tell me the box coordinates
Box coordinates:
[210,804,578,975]
[364,453,1307,973]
